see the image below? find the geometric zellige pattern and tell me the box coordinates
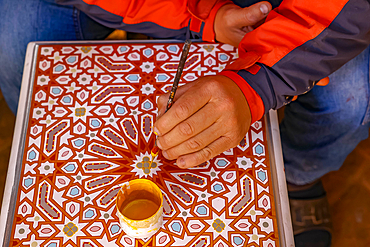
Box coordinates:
[9,42,279,247]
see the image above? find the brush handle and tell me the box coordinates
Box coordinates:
[151,40,192,156]
[165,39,192,112]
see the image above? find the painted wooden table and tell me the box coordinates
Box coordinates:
[0,41,293,247]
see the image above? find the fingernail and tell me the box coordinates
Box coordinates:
[156,138,162,149]
[157,110,162,117]
[153,127,160,136]
[162,150,169,159]
[260,4,269,14]
[178,158,186,168]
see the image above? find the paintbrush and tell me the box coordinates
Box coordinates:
[149,39,192,165]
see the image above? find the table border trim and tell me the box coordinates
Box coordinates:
[0,41,294,247]
[0,42,39,247]
[266,110,295,247]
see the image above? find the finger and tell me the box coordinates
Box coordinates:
[156,82,195,118]
[176,134,236,169]
[162,117,225,160]
[154,82,210,136]
[157,101,220,152]
[232,1,272,28]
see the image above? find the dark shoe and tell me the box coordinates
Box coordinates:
[288,180,332,247]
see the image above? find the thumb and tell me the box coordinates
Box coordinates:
[232,2,272,28]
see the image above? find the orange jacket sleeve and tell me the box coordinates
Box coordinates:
[57,0,231,41]
[221,0,370,121]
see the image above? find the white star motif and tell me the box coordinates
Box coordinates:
[102,113,120,130]
[192,65,208,76]
[140,83,156,95]
[37,75,50,86]
[169,54,180,61]
[74,46,99,59]
[152,107,159,116]
[78,190,102,207]
[50,51,65,64]
[153,45,165,50]
[191,188,213,203]
[132,45,146,51]
[212,63,226,73]
[32,107,46,120]
[71,171,90,185]
[198,44,220,57]
[41,96,58,111]
[129,107,142,123]
[87,65,104,77]
[39,115,57,127]
[130,152,162,178]
[109,54,125,61]
[236,156,253,170]
[204,211,233,240]
[26,212,45,228]
[99,205,115,223]
[41,47,54,56]
[68,102,94,123]
[247,205,264,222]
[246,227,266,245]
[77,73,92,85]
[176,204,194,222]
[66,65,82,78]
[140,61,155,73]
[55,216,88,244]
[201,167,220,181]
[14,222,30,240]
[74,150,96,163]
[64,82,81,93]
[204,71,216,76]
[87,81,103,93]
[23,234,44,247]
[258,217,274,234]
[38,161,55,175]
[86,130,103,142]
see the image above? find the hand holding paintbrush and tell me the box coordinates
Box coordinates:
[149,40,192,165]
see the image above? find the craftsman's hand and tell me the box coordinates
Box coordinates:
[214,2,272,47]
[154,75,251,168]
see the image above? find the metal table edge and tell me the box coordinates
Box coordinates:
[0,42,39,246]
[266,110,295,247]
[0,40,294,247]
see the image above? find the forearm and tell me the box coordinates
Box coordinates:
[223,0,370,119]
[56,0,231,41]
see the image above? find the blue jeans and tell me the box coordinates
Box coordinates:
[281,46,370,185]
[0,0,113,114]
[0,0,369,185]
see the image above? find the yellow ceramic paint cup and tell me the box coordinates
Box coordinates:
[116,179,163,239]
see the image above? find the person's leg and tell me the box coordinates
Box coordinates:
[281,45,370,186]
[0,0,77,113]
[0,0,114,114]
[281,45,370,246]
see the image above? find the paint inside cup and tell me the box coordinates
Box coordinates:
[117,179,162,221]
[119,190,160,220]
